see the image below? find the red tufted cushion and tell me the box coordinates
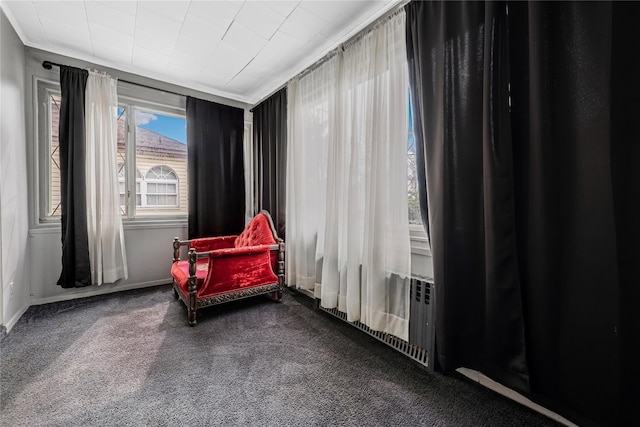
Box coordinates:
[234,213,277,248]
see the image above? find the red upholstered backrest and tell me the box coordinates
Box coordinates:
[234,213,277,248]
[190,236,236,252]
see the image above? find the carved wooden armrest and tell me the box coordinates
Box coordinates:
[173,237,198,262]
[172,237,191,262]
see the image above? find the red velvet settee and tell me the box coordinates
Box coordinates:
[171,211,284,326]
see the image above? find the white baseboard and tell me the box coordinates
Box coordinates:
[456,368,577,427]
[29,279,171,306]
[3,304,30,333]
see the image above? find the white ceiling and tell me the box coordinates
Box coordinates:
[1,0,399,105]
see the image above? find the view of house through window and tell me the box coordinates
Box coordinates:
[116,107,128,215]
[131,109,187,216]
[47,92,62,218]
[43,81,187,221]
[117,163,142,209]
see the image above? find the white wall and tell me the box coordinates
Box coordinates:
[28,224,188,304]
[0,9,30,330]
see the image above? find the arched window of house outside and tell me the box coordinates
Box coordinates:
[145,165,179,207]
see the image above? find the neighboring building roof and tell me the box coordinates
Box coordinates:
[117,119,187,157]
[136,126,187,156]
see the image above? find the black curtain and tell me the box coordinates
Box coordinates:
[252,88,287,239]
[407,1,639,425]
[508,3,637,425]
[406,0,529,392]
[57,66,90,288]
[610,5,640,424]
[186,97,245,238]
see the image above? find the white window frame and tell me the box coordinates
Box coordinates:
[120,101,187,219]
[34,77,188,225]
[118,164,142,211]
[35,79,61,223]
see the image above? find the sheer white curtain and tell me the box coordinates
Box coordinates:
[286,58,337,296]
[287,11,411,340]
[321,12,410,340]
[85,71,127,285]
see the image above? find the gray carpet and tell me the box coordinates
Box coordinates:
[1,286,558,426]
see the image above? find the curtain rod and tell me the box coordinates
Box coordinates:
[42,60,185,98]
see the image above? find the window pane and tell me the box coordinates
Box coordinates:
[48,93,61,218]
[39,80,187,222]
[408,98,422,225]
[135,110,187,215]
[136,181,141,206]
[117,107,127,215]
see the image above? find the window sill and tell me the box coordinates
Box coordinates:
[30,217,187,234]
[411,246,432,257]
[409,224,431,256]
[122,217,187,230]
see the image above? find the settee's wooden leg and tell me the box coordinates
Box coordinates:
[188,306,197,326]
[275,240,285,302]
[187,248,198,326]
[188,283,197,326]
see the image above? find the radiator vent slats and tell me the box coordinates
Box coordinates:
[319,305,430,367]
[319,278,433,369]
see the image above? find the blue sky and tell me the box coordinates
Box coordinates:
[136,111,186,144]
